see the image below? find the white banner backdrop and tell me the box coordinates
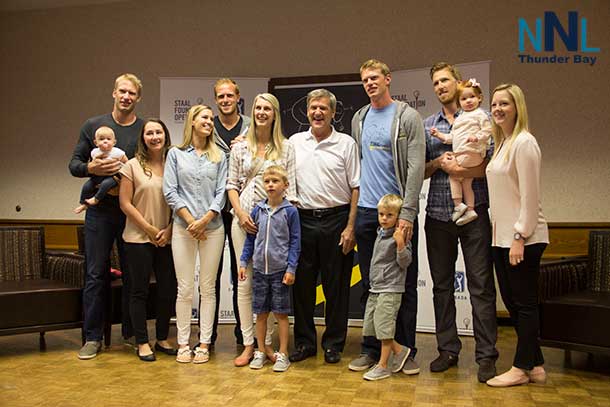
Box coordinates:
[391,61,491,335]
[160,77,269,322]
[160,77,268,145]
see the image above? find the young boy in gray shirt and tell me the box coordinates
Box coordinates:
[361,193,413,381]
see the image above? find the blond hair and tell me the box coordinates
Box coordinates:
[360,59,391,76]
[178,105,222,163]
[94,126,115,141]
[214,78,239,97]
[263,165,288,183]
[377,194,403,213]
[245,93,285,161]
[490,83,529,162]
[114,73,142,97]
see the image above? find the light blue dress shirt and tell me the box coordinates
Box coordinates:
[163,145,227,230]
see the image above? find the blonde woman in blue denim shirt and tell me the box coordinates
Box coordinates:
[163,105,227,364]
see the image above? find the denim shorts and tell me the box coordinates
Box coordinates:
[362,292,402,340]
[252,271,292,315]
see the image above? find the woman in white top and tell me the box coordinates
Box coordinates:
[119,118,177,362]
[163,105,228,364]
[485,83,548,387]
[227,93,297,366]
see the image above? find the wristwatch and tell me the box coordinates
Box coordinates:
[514,232,523,241]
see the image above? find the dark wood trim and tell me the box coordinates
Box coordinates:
[0,219,83,225]
[1,219,609,255]
[269,73,361,92]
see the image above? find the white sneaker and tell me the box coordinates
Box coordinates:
[249,350,267,369]
[451,203,468,222]
[273,352,290,372]
[456,209,478,226]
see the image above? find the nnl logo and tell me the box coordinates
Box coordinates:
[517,11,600,66]
[519,11,599,52]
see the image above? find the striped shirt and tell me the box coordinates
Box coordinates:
[226,139,297,215]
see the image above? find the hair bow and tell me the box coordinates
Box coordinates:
[468,78,480,88]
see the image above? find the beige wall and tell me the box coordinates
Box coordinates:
[1,0,608,221]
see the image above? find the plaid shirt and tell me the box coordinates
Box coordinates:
[424,109,494,222]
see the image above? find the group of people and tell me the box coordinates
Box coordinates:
[68,58,548,388]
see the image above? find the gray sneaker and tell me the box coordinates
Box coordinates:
[402,356,420,375]
[249,350,267,369]
[273,352,290,372]
[348,354,376,371]
[389,346,411,373]
[78,341,101,360]
[363,364,391,381]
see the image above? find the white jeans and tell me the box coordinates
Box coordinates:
[231,217,274,346]
[172,222,224,346]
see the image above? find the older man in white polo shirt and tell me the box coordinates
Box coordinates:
[289,88,360,364]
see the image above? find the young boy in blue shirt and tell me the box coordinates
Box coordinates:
[361,193,413,381]
[240,165,300,372]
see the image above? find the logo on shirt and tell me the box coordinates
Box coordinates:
[366,123,391,152]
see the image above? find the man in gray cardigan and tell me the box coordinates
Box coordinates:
[348,59,425,374]
[211,78,252,347]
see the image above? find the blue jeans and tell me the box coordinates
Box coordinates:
[355,206,418,360]
[83,199,131,341]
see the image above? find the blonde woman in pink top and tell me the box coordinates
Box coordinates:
[485,84,549,387]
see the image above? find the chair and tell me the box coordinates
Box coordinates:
[0,226,84,349]
[539,231,610,356]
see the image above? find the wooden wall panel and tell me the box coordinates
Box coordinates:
[1,220,609,256]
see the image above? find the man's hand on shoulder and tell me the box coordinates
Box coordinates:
[230,135,245,148]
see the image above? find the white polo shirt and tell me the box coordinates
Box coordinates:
[290,127,360,210]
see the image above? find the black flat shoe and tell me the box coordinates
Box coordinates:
[155,343,178,356]
[137,349,156,362]
[324,349,341,364]
[289,346,316,362]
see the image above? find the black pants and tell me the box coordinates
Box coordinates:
[124,242,177,345]
[424,207,498,363]
[293,208,353,352]
[211,210,242,345]
[83,200,132,341]
[493,243,546,370]
[355,206,418,359]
